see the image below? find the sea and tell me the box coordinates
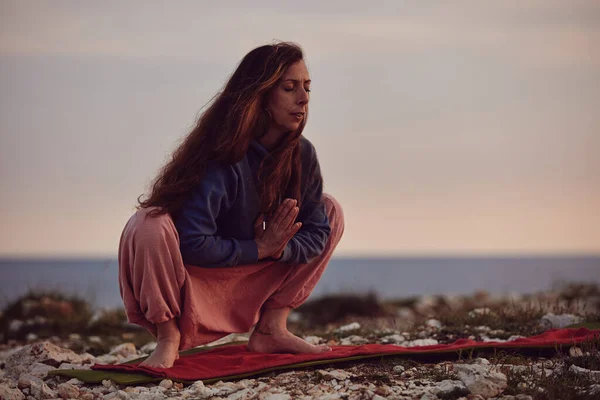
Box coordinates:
[1,256,599,310]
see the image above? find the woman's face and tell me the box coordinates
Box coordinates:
[266,60,311,134]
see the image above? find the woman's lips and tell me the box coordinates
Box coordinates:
[292,113,304,120]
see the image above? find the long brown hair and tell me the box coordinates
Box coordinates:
[137,42,310,218]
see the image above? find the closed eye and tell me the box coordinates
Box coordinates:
[284,88,311,92]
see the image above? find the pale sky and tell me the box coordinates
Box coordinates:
[1,0,599,257]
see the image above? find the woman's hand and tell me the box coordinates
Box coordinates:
[253,198,302,260]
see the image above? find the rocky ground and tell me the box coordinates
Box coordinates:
[0,283,599,400]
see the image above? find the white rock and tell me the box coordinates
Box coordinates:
[539,313,582,329]
[141,341,157,353]
[340,335,368,345]
[303,336,323,345]
[569,346,583,357]
[336,322,361,332]
[25,333,38,342]
[116,390,130,399]
[5,342,83,379]
[186,381,213,398]
[569,364,600,378]
[0,383,25,400]
[29,378,57,399]
[468,308,492,317]
[66,378,84,386]
[28,362,56,379]
[89,335,103,343]
[317,369,351,380]
[100,380,118,395]
[95,354,119,364]
[80,352,96,364]
[405,339,439,347]
[454,363,507,397]
[482,336,507,343]
[58,382,80,399]
[381,334,405,344]
[211,381,244,396]
[432,379,468,396]
[426,319,442,329]
[393,365,405,373]
[109,342,137,357]
[226,388,254,400]
[158,379,173,389]
[9,319,24,332]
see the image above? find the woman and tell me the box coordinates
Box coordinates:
[118,42,345,368]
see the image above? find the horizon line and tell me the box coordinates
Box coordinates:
[1,252,599,262]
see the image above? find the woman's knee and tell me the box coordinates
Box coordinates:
[322,193,345,233]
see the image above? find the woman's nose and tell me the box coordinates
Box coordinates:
[297,88,309,104]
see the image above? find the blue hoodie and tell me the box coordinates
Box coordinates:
[173,136,331,268]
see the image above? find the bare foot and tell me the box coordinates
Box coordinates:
[248,329,332,354]
[140,338,180,368]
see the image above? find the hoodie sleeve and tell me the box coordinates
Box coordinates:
[174,163,259,268]
[277,144,331,264]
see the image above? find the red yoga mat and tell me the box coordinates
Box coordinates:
[92,328,599,382]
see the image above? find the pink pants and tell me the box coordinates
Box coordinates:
[118,193,344,350]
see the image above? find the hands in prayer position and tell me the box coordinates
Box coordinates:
[254,198,302,260]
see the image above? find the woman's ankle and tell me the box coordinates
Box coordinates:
[256,306,291,333]
[155,318,181,342]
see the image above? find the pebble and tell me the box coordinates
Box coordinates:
[25,333,37,342]
[158,379,173,389]
[380,334,406,344]
[540,313,582,329]
[302,335,323,345]
[454,362,507,398]
[340,335,368,345]
[405,338,439,347]
[468,307,492,317]
[57,382,80,399]
[336,322,361,332]
[88,335,103,343]
[140,342,157,353]
[109,342,137,358]
[569,346,583,357]
[425,319,442,329]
